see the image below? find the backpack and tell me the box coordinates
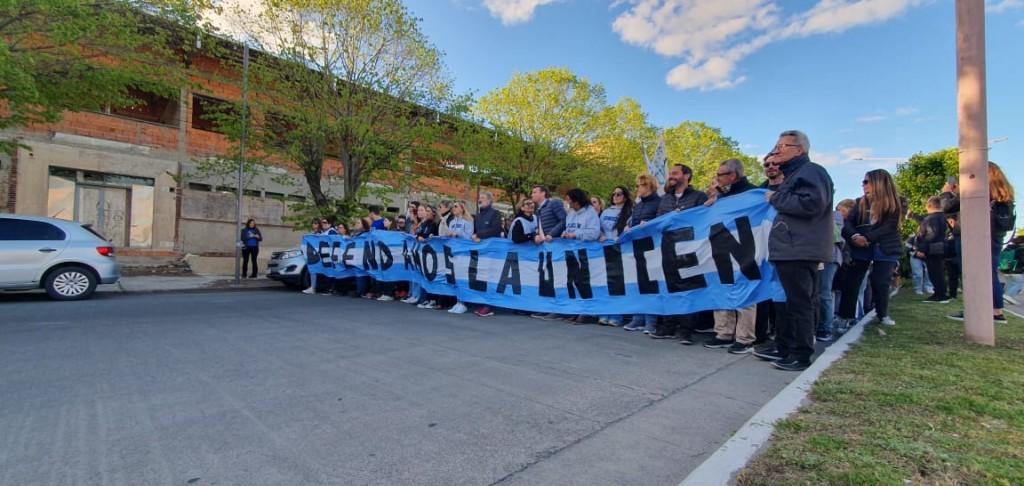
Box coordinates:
[992,201,1016,234]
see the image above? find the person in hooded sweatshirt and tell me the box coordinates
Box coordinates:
[444,200,475,314]
[560,188,601,324]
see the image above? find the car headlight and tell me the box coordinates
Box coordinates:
[280,250,303,259]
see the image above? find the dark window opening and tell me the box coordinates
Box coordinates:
[110,88,178,126]
[187,182,213,192]
[191,94,236,134]
[243,189,261,197]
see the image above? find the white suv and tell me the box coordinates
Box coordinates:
[0,215,120,300]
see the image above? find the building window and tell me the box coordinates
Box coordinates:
[108,87,178,126]
[187,182,213,192]
[191,94,236,134]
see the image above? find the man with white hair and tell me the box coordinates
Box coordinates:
[755,130,835,372]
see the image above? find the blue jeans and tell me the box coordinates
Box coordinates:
[599,314,623,325]
[992,240,1004,309]
[909,256,933,293]
[818,262,838,334]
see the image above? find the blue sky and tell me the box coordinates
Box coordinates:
[409,0,1023,204]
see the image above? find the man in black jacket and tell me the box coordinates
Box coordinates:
[473,191,505,317]
[756,130,834,372]
[913,196,949,303]
[649,163,709,342]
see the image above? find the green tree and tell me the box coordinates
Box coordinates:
[0,0,209,154]
[893,147,958,236]
[472,67,606,201]
[577,97,657,198]
[663,121,760,190]
[212,0,464,223]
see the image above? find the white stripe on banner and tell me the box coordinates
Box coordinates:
[304,191,784,315]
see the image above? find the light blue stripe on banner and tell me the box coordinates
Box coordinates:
[304,190,783,314]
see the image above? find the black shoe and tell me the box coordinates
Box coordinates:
[923,295,950,304]
[728,342,753,354]
[694,327,716,334]
[947,311,965,321]
[703,337,733,348]
[772,356,810,371]
[815,331,834,342]
[753,346,785,361]
[678,332,693,345]
[649,331,676,340]
[995,314,1007,322]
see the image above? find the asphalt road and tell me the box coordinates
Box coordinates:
[1,290,797,485]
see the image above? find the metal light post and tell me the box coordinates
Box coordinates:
[234,44,250,285]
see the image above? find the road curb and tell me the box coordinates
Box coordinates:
[679,310,876,485]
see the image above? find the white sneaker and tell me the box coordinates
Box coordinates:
[402,297,418,304]
[879,316,896,326]
[418,300,435,309]
[377,295,394,301]
[450,303,468,314]
[302,287,315,294]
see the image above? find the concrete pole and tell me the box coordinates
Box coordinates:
[956,0,994,345]
[234,45,250,285]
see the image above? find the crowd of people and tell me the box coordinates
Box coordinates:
[296,129,1017,372]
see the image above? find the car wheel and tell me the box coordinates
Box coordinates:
[45,266,98,301]
[300,268,311,290]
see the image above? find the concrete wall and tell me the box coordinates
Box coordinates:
[12,137,179,250]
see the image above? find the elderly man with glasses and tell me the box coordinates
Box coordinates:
[753,130,835,372]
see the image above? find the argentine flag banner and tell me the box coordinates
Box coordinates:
[304,190,780,315]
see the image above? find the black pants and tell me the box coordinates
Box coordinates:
[242,247,259,277]
[838,259,897,319]
[754,300,785,344]
[925,256,947,299]
[657,313,698,337]
[773,261,819,362]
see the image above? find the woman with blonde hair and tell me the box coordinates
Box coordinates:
[836,169,905,328]
[623,173,662,333]
[948,161,1017,322]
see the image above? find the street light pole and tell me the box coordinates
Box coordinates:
[956,0,994,345]
[234,44,250,285]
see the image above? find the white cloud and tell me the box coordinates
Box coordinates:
[813,147,888,168]
[894,107,918,116]
[482,0,563,25]
[856,114,886,123]
[986,0,1024,13]
[612,0,926,91]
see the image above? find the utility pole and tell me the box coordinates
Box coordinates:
[956,0,994,345]
[234,45,250,285]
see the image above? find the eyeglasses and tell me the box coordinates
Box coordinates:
[861,180,869,185]
[762,161,779,168]
[774,143,801,151]
[612,192,624,197]
[320,221,328,224]
[716,171,734,177]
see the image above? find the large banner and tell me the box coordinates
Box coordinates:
[304,190,781,315]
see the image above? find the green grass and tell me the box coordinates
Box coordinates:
[737,292,1024,485]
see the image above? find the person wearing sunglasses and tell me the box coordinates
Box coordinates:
[595,186,634,327]
[755,130,835,372]
[759,152,785,190]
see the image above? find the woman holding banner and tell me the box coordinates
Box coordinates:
[597,186,633,327]
[445,201,474,314]
[623,174,662,333]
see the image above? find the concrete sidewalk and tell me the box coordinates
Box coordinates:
[98,275,283,294]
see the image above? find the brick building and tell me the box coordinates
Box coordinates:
[0,44,483,257]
